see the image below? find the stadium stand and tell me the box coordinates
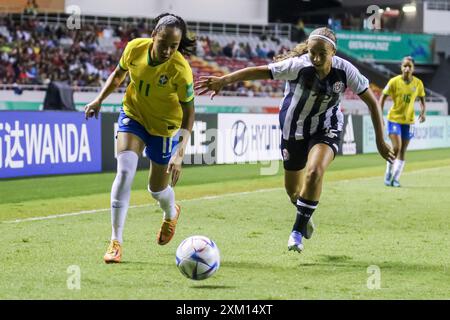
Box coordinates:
[0,10,447,110]
[0,13,384,100]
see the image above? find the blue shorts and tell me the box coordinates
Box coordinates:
[117,109,178,165]
[387,120,414,140]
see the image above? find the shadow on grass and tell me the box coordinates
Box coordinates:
[399,185,450,189]
[116,261,153,265]
[318,254,353,262]
[190,285,236,289]
[120,255,447,275]
[299,255,447,273]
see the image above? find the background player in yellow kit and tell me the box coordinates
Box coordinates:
[84,13,196,263]
[380,56,426,187]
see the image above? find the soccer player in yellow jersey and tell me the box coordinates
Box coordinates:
[84,13,196,263]
[380,56,426,187]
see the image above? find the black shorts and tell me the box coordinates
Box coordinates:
[281,129,341,171]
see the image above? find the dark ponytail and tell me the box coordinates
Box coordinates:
[153,13,196,56]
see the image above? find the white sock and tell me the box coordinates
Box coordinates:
[385,161,393,177]
[110,150,138,243]
[149,185,177,220]
[392,159,405,182]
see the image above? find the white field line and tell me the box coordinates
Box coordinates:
[3,188,282,223]
[3,165,449,224]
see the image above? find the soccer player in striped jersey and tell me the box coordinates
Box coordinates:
[196,27,395,253]
[380,56,426,187]
[85,13,196,263]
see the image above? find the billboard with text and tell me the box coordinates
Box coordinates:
[0,111,102,178]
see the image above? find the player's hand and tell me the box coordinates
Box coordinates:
[376,139,395,163]
[195,76,226,100]
[84,98,102,120]
[167,149,184,187]
[418,113,426,123]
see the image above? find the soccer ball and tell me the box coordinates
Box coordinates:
[175,235,220,280]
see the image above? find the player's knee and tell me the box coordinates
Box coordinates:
[148,185,158,200]
[305,166,324,185]
[393,145,401,156]
[149,185,166,200]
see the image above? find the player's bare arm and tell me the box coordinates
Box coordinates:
[379,93,388,114]
[167,98,195,187]
[195,66,271,99]
[85,66,128,120]
[360,89,395,163]
[418,96,426,123]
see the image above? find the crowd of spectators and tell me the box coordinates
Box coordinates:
[197,36,290,61]
[0,15,293,96]
[0,16,122,88]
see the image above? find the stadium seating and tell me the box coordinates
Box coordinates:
[0,14,392,99]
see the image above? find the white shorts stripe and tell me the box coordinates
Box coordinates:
[168,137,173,153]
[162,137,167,153]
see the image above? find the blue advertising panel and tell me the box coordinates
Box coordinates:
[0,111,101,178]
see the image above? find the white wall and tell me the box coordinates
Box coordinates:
[65,0,268,25]
[424,4,450,34]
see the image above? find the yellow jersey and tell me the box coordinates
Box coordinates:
[118,38,194,137]
[383,75,425,124]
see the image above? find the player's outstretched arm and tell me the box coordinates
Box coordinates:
[84,66,128,120]
[167,98,195,187]
[194,66,271,100]
[378,93,389,130]
[359,89,395,163]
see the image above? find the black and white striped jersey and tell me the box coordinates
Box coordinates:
[268,54,369,140]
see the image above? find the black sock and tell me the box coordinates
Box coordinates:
[293,197,318,235]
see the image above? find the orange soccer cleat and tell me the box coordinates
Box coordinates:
[103,240,122,263]
[156,204,181,245]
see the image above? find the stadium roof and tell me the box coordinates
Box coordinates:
[270,0,417,22]
[340,0,417,7]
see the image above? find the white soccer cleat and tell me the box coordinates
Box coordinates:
[288,230,304,253]
[384,172,393,186]
[391,179,401,187]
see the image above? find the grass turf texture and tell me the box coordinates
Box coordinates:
[0,148,449,299]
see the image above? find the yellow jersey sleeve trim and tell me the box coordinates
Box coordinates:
[118,62,128,71]
[119,39,139,72]
[180,95,195,104]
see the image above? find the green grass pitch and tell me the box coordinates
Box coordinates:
[0,148,449,299]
